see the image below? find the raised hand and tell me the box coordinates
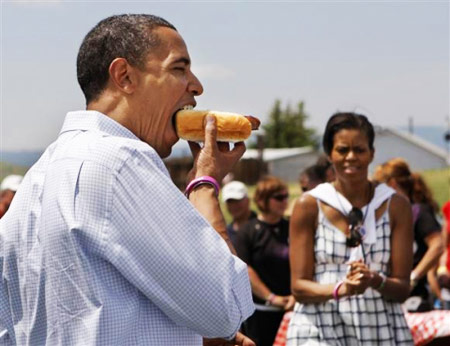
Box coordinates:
[187,115,245,183]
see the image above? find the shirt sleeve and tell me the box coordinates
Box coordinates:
[0,237,14,346]
[88,149,254,339]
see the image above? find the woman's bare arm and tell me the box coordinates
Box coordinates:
[377,194,413,302]
[290,195,350,303]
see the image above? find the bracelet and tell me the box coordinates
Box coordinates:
[375,272,387,291]
[333,281,344,301]
[184,176,220,198]
[265,293,276,306]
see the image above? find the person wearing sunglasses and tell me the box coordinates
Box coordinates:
[234,176,295,346]
[287,113,414,345]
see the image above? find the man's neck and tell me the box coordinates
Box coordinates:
[87,93,135,133]
[258,212,281,225]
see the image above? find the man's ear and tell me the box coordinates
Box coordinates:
[108,58,137,94]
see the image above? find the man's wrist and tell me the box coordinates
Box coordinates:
[185,176,220,198]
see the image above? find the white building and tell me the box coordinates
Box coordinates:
[241,146,320,182]
[371,127,449,173]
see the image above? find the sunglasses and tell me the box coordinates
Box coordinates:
[346,207,364,247]
[271,193,289,202]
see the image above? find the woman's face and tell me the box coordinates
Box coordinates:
[266,189,289,218]
[329,128,374,182]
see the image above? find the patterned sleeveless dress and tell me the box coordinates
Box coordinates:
[287,199,413,346]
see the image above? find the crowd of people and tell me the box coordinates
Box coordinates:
[1,12,449,346]
[219,114,450,345]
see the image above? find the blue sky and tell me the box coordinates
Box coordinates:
[1,1,449,151]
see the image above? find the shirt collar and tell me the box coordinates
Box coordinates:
[60,110,140,141]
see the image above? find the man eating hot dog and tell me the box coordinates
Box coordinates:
[0,14,255,346]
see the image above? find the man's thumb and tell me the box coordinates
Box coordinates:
[204,115,217,146]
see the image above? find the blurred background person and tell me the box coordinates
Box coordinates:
[299,164,326,193]
[375,158,443,312]
[438,200,450,309]
[412,172,444,308]
[288,113,413,345]
[0,175,23,218]
[235,175,294,346]
[315,154,335,182]
[221,181,257,246]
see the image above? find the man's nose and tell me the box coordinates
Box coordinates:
[188,71,204,96]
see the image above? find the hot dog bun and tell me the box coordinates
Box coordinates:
[175,109,259,142]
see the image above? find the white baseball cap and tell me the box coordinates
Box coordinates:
[221,181,248,202]
[1,175,23,192]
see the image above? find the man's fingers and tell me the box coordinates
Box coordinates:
[188,141,201,158]
[234,332,256,346]
[203,115,218,151]
[217,141,230,152]
[231,141,246,157]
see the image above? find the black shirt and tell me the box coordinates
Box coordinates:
[235,217,290,305]
[226,210,257,247]
[411,203,441,299]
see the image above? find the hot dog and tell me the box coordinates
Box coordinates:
[175,109,260,142]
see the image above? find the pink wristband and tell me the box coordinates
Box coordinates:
[185,176,220,198]
[333,280,344,301]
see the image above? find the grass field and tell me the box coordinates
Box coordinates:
[0,162,28,182]
[221,166,450,223]
[422,167,450,210]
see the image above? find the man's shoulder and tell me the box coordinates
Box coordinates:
[60,132,163,173]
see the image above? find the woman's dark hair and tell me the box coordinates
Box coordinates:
[77,14,176,105]
[411,172,439,213]
[254,176,288,214]
[322,112,375,155]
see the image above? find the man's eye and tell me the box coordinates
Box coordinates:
[174,67,186,71]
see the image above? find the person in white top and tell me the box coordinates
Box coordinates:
[288,112,414,345]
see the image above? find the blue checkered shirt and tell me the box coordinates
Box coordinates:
[0,111,254,346]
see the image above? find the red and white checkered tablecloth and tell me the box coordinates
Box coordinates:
[273,310,450,346]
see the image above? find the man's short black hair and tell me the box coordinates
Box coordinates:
[322,112,375,155]
[300,164,327,184]
[77,14,176,105]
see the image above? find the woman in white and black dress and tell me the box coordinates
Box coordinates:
[287,113,414,345]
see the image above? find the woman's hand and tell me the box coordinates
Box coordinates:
[284,295,297,311]
[342,260,374,295]
[270,295,294,310]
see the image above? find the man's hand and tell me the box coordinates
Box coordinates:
[203,331,256,346]
[188,115,245,183]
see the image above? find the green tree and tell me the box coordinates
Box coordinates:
[263,100,317,148]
